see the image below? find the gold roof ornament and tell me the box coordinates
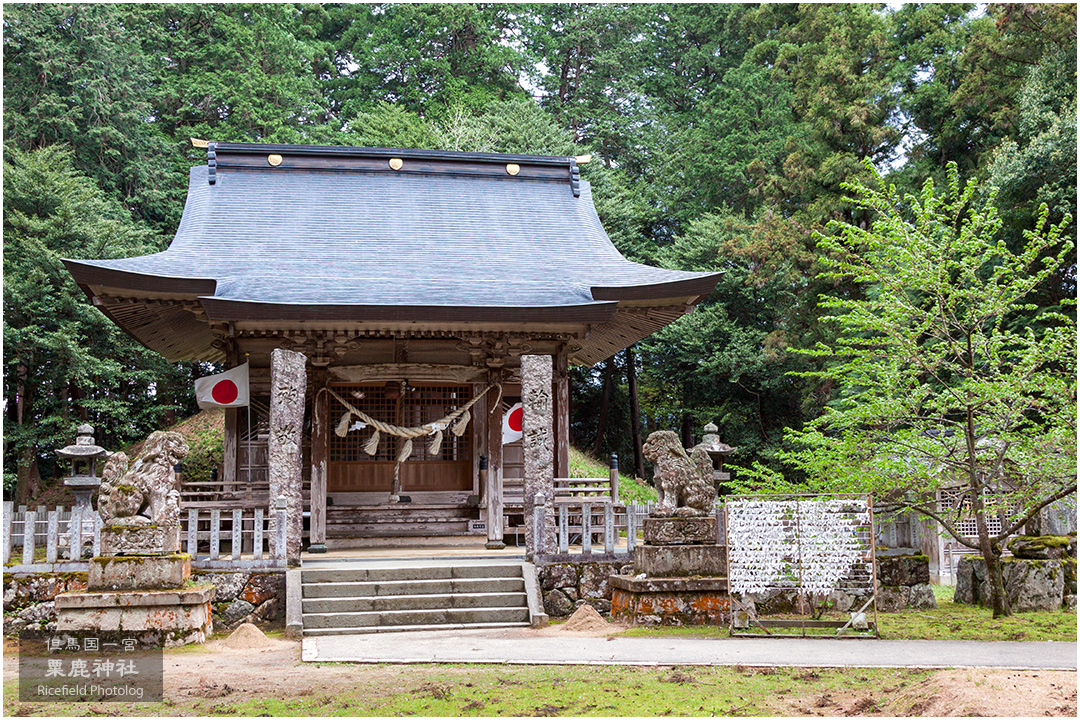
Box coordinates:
[389,158,404,171]
[267,154,283,166]
[505,163,520,176]
[190,138,210,149]
[574,154,592,164]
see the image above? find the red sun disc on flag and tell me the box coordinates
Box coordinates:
[507,405,523,432]
[212,380,239,405]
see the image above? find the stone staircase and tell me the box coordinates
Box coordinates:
[297,560,543,635]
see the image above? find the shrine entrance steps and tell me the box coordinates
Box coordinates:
[298,558,539,636]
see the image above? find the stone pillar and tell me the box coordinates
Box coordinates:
[269,348,306,565]
[485,369,505,549]
[522,355,556,557]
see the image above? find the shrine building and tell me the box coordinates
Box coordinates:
[63,142,721,554]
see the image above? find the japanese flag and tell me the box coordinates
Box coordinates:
[195,363,250,410]
[502,402,523,445]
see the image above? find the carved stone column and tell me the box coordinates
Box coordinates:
[522,354,556,557]
[269,348,306,565]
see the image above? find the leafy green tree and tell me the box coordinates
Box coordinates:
[769,163,1075,617]
[3,145,191,501]
[3,3,178,230]
[326,3,532,119]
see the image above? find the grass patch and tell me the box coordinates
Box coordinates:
[4,664,935,717]
[877,590,1077,642]
[619,587,1076,642]
[568,446,656,503]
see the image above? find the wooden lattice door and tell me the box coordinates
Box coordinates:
[327,383,473,494]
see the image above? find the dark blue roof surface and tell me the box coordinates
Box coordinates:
[66,149,719,314]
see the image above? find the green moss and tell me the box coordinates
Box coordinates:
[1011,534,1072,549]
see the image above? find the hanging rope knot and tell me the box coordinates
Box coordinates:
[323,383,502,468]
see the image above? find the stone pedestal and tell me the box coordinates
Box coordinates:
[643,516,717,545]
[611,516,730,626]
[55,586,215,647]
[100,524,181,556]
[610,576,729,626]
[89,553,192,591]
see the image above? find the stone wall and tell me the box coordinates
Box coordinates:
[3,569,286,636]
[195,570,286,631]
[3,572,88,636]
[537,560,624,617]
[956,554,1076,612]
[876,554,937,612]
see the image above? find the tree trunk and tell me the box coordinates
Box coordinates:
[681,411,694,449]
[625,346,645,481]
[966,403,1011,618]
[592,359,613,457]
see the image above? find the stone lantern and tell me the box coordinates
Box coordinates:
[694,422,736,486]
[56,424,111,517]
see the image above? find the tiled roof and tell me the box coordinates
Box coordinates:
[64,143,721,362]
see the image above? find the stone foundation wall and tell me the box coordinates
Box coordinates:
[3,569,286,636]
[955,555,1076,612]
[194,570,286,631]
[536,560,625,617]
[876,554,936,612]
[3,572,88,636]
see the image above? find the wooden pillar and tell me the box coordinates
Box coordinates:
[485,369,505,549]
[269,348,306,565]
[222,341,239,489]
[308,367,328,553]
[553,347,570,480]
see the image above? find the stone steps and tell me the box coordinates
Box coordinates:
[299,561,539,636]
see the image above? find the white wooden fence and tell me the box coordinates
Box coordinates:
[3,498,289,573]
[536,497,727,558]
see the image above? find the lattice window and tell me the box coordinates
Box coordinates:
[328,384,471,463]
[938,488,1012,537]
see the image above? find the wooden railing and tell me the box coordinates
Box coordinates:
[3,499,289,573]
[535,499,726,559]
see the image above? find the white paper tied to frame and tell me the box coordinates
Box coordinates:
[727,498,871,595]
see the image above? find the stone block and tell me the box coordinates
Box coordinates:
[635,544,727,577]
[100,524,181,555]
[876,585,909,613]
[540,564,578,593]
[1007,535,1075,560]
[543,589,574,617]
[55,586,214,647]
[221,599,255,629]
[877,555,930,586]
[580,562,619,599]
[955,555,1067,611]
[197,571,249,603]
[1004,559,1065,612]
[828,590,854,613]
[643,516,717,545]
[746,588,811,615]
[907,584,937,609]
[573,598,611,615]
[88,553,191,591]
[240,572,286,606]
[3,573,88,612]
[610,575,730,626]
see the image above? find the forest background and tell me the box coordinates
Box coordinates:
[3,2,1076,498]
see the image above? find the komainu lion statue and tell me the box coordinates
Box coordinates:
[643,430,716,517]
[98,431,188,528]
